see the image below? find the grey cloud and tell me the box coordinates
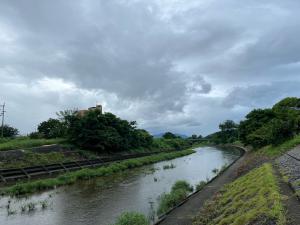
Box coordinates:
[0,0,300,135]
[223,81,300,109]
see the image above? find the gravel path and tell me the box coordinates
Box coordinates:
[277,146,300,194]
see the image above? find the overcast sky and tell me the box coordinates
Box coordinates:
[0,0,300,136]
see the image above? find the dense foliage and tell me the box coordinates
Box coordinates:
[158,180,193,215]
[37,118,66,138]
[207,97,300,148]
[239,97,300,148]
[205,120,238,144]
[65,109,153,152]
[162,132,180,139]
[0,124,18,138]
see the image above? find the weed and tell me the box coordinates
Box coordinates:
[113,212,149,225]
[212,168,219,174]
[195,181,207,191]
[40,200,48,209]
[157,180,193,215]
[163,163,176,170]
[27,202,35,211]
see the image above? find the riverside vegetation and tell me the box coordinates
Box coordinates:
[0,106,200,169]
[1,149,195,196]
[157,180,194,215]
[206,97,300,151]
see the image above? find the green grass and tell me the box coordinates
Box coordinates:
[113,212,149,225]
[258,135,300,157]
[157,180,193,215]
[1,149,195,196]
[193,163,286,225]
[0,137,66,151]
[195,181,207,191]
[0,152,79,169]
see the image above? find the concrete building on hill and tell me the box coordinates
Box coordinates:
[77,104,102,117]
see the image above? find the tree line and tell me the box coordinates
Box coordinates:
[207,97,300,148]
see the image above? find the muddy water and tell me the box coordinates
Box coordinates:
[0,146,241,225]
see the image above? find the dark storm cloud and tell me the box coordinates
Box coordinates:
[0,0,300,135]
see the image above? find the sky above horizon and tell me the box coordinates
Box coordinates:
[0,0,300,136]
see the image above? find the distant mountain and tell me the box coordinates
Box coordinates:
[152,133,188,139]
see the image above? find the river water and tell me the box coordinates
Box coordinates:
[0,146,241,225]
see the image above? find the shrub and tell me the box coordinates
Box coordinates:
[171,180,193,192]
[114,212,149,225]
[196,181,207,191]
[158,180,193,215]
[0,124,19,138]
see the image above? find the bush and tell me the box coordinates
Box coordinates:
[237,97,300,149]
[196,181,207,191]
[171,180,193,192]
[158,180,193,215]
[37,118,66,139]
[66,110,154,153]
[29,132,44,139]
[114,212,149,225]
[0,124,18,138]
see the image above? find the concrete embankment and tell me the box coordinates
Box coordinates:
[277,146,300,198]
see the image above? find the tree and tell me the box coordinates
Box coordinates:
[238,109,275,146]
[162,132,178,139]
[66,109,153,152]
[37,118,66,138]
[191,134,198,139]
[219,120,237,132]
[1,125,18,138]
[217,120,238,144]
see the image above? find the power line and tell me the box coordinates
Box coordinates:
[0,103,5,138]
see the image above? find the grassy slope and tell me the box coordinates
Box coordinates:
[193,163,286,225]
[257,135,300,157]
[0,152,81,169]
[0,137,66,151]
[2,149,195,196]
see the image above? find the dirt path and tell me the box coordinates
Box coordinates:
[156,152,247,225]
[274,164,300,225]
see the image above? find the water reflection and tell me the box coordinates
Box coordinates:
[0,146,240,225]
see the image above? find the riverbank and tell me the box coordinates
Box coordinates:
[277,146,300,199]
[1,149,196,196]
[0,137,197,169]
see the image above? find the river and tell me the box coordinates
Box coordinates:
[0,146,241,225]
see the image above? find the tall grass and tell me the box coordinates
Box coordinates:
[157,180,193,215]
[113,212,149,225]
[2,149,195,196]
[259,134,300,157]
[0,137,66,151]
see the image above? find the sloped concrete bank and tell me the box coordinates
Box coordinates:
[277,145,300,199]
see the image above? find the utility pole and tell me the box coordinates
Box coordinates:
[0,103,5,138]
